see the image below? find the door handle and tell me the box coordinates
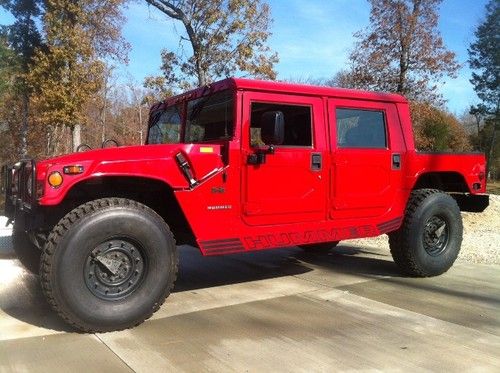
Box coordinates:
[311,153,322,171]
[392,153,401,170]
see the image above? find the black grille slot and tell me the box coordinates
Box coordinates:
[1,164,15,217]
[20,160,36,208]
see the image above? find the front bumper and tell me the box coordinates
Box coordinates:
[1,160,37,224]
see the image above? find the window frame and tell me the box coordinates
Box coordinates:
[249,100,315,149]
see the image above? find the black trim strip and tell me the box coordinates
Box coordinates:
[378,220,400,229]
[199,238,241,245]
[377,217,401,227]
[202,242,244,249]
[378,223,400,231]
[377,217,403,232]
[378,224,400,233]
[203,246,245,255]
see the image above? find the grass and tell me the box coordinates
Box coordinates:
[487,181,500,195]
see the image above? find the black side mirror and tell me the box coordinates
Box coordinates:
[260,111,284,145]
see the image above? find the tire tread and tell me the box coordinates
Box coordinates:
[389,189,461,277]
[40,197,178,333]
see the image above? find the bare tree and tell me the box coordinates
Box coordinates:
[337,0,459,104]
[144,0,278,88]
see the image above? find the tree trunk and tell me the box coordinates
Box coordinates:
[72,124,81,152]
[20,93,29,157]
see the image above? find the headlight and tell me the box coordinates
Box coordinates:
[48,171,63,188]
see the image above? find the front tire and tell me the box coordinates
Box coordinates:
[389,189,463,277]
[40,198,178,332]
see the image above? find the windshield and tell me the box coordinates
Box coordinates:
[148,104,182,144]
[147,90,234,145]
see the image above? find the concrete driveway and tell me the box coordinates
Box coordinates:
[0,225,499,372]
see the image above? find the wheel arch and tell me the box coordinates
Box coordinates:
[411,172,488,212]
[413,172,470,193]
[37,176,195,245]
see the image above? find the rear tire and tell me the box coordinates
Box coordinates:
[389,189,462,277]
[40,198,178,332]
[300,241,339,254]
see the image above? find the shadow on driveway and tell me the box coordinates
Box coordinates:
[1,243,401,332]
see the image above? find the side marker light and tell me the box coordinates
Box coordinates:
[63,165,84,175]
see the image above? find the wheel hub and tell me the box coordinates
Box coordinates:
[84,239,145,300]
[423,216,449,256]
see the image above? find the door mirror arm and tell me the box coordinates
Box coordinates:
[247,145,275,165]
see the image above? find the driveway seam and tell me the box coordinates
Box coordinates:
[94,333,136,372]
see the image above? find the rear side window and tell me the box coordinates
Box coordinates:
[250,103,312,147]
[336,108,387,148]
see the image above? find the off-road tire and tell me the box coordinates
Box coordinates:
[40,198,178,332]
[389,189,462,277]
[300,241,340,254]
[12,223,41,275]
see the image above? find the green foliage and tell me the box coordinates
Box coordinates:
[144,0,279,89]
[468,0,499,178]
[0,0,43,157]
[468,0,499,115]
[0,0,43,70]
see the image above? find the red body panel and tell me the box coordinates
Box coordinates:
[32,78,487,256]
[37,144,223,205]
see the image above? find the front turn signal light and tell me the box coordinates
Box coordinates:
[48,171,63,188]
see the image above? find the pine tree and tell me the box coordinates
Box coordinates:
[468,0,499,178]
[0,0,43,156]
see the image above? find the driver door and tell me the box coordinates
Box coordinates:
[241,92,328,226]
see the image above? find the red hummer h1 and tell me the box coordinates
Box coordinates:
[2,78,489,332]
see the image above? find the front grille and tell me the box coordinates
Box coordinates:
[19,160,36,209]
[0,164,11,195]
[1,164,14,217]
[2,159,36,214]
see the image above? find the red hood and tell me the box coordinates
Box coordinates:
[37,143,224,205]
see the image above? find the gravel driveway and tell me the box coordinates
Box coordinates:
[346,194,500,265]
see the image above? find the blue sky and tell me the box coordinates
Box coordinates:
[0,0,489,114]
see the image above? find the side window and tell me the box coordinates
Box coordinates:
[185,90,234,143]
[336,108,387,148]
[250,103,312,147]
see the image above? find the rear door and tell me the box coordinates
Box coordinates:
[328,99,404,220]
[241,92,328,226]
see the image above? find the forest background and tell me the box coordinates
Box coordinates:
[0,0,498,179]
